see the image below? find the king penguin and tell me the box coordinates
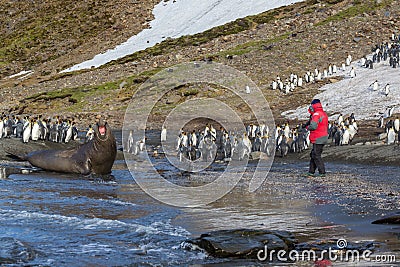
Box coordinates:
[23,119,31,143]
[349,67,356,78]
[328,64,333,75]
[64,120,73,143]
[304,72,310,83]
[0,118,3,139]
[316,72,322,81]
[346,54,352,65]
[332,64,337,73]
[371,80,379,91]
[334,127,341,146]
[245,85,251,94]
[15,119,24,138]
[384,83,390,96]
[323,69,328,78]
[278,81,284,91]
[378,116,384,128]
[161,126,167,142]
[394,117,399,133]
[341,127,350,145]
[127,130,134,153]
[271,81,277,90]
[387,127,396,144]
[31,119,40,141]
[297,77,303,87]
[337,114,344,125]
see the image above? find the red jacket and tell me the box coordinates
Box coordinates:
[307,102,328,144]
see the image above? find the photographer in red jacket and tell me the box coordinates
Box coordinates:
[306,99,328,177]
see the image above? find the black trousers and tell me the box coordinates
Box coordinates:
[309,143,326,174]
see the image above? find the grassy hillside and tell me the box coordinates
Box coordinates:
[0,0,398,129]
[0,0,158,76]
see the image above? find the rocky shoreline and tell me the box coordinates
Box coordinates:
[280,141,400,167]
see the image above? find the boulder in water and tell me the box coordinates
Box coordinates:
[0,237,36,264]
[372,212,400,224]
[250,151,269,160]
[182,229,297,259]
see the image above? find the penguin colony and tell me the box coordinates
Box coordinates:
[379,116,400,145]
[327,113,358,146]
[0,114,87,144]
[270,52,356,94]
[126,130,146,156]
[365,34,400,145]
[275,33,399,146]
[274,114,358,157]
[363,33,400,72]
[125,124,274,161]
[172,123,273,161]
[274,122,310,157]
[362,33,399,99]
[270,33,400,95]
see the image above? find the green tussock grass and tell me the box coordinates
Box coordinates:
[0,1,115,71]
[24,67,164,112]
[315,0,393,26]
[216,33,291,58]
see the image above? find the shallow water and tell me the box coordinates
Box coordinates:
[0,153,399,266]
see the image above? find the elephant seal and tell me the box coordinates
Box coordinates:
[26,119,116,175]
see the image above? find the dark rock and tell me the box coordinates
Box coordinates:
[183,229,297,259]
[372,212,400,224]
[250,151,269,160]
[0,237,36,264]
[262,44,274,50]
[165,94,181,104]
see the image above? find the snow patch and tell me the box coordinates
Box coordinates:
[6,70,34,79]
[282,58,400,121]
[61,0,303,73]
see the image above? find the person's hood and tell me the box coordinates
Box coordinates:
[308,102,324,115]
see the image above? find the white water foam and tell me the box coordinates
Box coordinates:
[0,209,188,237]
[61,0,303,72]
[80,243,116,254]
[99,198,137,206]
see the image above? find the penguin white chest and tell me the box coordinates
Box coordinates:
[31,123,40,141]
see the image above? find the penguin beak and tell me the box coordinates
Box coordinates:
[99,125,106,136]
